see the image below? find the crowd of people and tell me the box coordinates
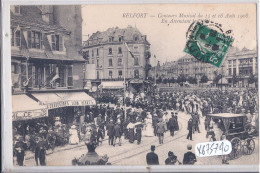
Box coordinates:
[13,88,259,166]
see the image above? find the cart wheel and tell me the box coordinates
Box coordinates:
[243,138,255,155]
[229,137,242,160]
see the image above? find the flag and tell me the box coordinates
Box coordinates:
[23,76,32,87]
[13,25,20,33]
[50,73,60,84]
[124,41,135,58]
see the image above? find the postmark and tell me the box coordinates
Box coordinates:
[184,20,234,68]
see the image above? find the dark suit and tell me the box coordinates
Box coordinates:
[35,141,47,166]
[14,141,27,166]
[183,151,197,165]
[106,122,115,145]
[146,151,159,165]
[168,117,176,136]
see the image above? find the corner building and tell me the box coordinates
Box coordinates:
[82,26,151,93]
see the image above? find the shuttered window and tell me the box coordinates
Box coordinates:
[51,34,63,51]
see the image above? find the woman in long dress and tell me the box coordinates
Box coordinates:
[69,125,79,145]
[127,122,135,143]
[143,112,154,137]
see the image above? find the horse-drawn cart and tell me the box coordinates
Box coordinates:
[207,113,256,160]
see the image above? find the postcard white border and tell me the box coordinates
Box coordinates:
[1,0,260,172]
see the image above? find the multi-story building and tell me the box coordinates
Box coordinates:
[11,6,95,127]
[82,26,151,93]
[176,54,218,81]
[151,46,257,87]
[225,47,257,87]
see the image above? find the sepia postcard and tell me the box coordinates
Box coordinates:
[1,1,259,172]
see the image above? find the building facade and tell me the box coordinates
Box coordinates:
[225,47,257,87]
[82,26,151,92]
[151,46,257,87]
[11,6,96,128]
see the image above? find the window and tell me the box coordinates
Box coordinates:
[68,65,73,87]
[118,70,122,78]
[134,70,139,78]
[233,68,236,76]
[118,58,122,66]
[92,59,94,64]
[118,36,123,43]
[97,59,99,68]
[97,71,100,79]
[15,30,21,47]
[109,59,113,66]
[233,60,236,64]
[11,63,17,73]
[228,60,232,64]
[58,65,67,87]
[108,48,112,54]
[14,6,20,14]
[28,31,42,49]
[96,48,99,56]
[51,34,63,51]
[250,58,253,62]
[92,49,94,57]
[34,64,44,87]
[228,68,232,76]
[118,47,122,54]
[109,71,113,78]
[109,37,114,42]
[134,57,139,66]
[134,35,139,41]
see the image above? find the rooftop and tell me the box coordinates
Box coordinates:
[83,25,150,47]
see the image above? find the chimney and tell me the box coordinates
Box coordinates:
[38,5,53,24]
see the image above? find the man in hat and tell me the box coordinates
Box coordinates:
[187,118,193,140]
[183,144,197,165]
[152,114,159,136]
[35,136,48,166]
[14,136,27,166]
[156,118,166,144]
[146,145,159,165]
[165,151,181,165]
[168,112,176,137]
[114,122,122,146]
[106,119,115,146]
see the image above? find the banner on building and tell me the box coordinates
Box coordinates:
[12,109,48,121]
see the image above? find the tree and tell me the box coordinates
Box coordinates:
[156,76,162,84]
[170,77,175,84]
[163,78,168,84]
[213,74,222,85]
[176,75,186,86]
[188,76,197,84]
[200,74,209,83]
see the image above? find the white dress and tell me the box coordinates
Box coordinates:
[143,118,154,137]
[69,128,79,145]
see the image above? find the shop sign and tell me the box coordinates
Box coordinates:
[44,100,96,109]
[12,109,48,121]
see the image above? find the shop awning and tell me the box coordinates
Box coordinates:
[100,81,124,89]
[12,94,48,121]
[32,91,96,109]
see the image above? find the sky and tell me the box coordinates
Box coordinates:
[81,4,257,66]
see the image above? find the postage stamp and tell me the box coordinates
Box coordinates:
[184,20,234,68]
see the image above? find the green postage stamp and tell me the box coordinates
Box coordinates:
[184,20,234,68]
